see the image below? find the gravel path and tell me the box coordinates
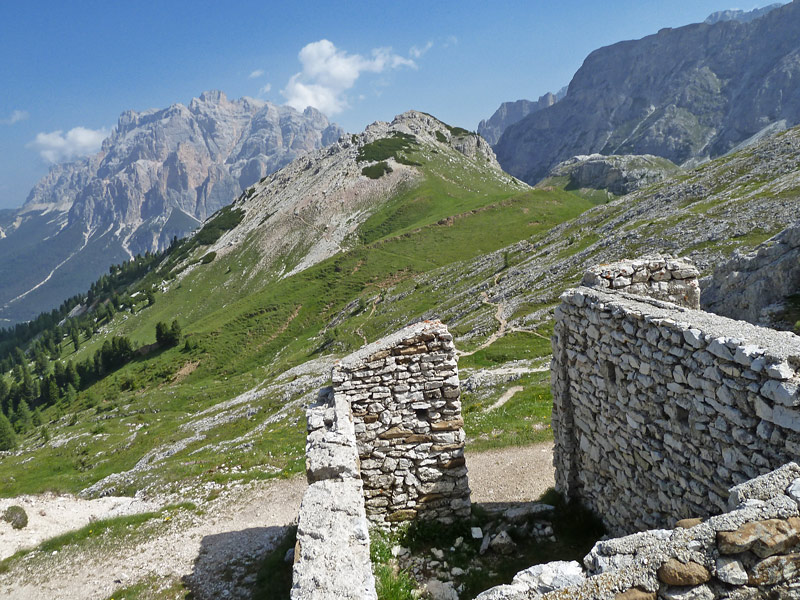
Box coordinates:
[0,442,555,599]
[467,441,555,504]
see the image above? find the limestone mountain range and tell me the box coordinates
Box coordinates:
[491,0,800,184]
[0,90,341,325]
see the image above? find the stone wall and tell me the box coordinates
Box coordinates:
[477,463,800,600]
[291,387,376,600]
[292,321,469,598]
[702,223,800,328]
[552,284,800,535]
[332,320,470,526]
[582,254,700,309]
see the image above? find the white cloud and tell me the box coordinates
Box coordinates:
[410,41,433,59]
[249,69,265,79]
[282,39,416,115]
[28,126,109,163]
[259,83,272,94]
[3,110,29,125]
[444,35,458,47]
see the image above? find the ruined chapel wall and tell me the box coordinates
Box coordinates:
[332,320,471,526]
[552,285,800,535]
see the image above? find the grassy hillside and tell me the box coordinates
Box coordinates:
[1,117,799,503]
[0,114,602,498]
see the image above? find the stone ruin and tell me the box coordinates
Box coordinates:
[290,238,800,600]
[291,321,470,599]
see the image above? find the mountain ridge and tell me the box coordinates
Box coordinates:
[494,0,800,184]
[0,91,341,326]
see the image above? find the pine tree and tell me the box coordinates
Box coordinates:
[13,399,31,434]
[71,328,81,352]
[169,320,182,345]
[0,412,16,450]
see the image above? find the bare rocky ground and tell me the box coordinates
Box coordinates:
[0,443,554,600]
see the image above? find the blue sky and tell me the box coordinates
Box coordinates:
[0,0,784,209]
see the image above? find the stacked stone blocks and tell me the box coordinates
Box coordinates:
[582,254,701,309]
[291,387,377,600]
[476,465,800,598]
[332,320,471,526]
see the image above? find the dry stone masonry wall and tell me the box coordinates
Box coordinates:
[332,320,471,526]
[292,387,376,600]
[292,321,469,599]
[582,254,700,309]
[552,282,800,535]
[477,463,800,599]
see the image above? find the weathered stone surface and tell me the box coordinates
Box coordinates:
[657,558,711,586]
[659,585,714,600]
[615,588,656,600]
[748,552,800,585]
[489,531,516,555]
[425,578,459,600]
[717,518,800,557]
[716,556,749,585]
[702,224,800,330]
[582,255,700,308]
[333,321,470,526]
[291,479,376,600]
[552,280,800,535]
[675,518,703,529]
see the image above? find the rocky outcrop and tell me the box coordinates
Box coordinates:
[495,1,800,183]
[545,154,679,195]
[701,223,800,329]
[477,89,566,146]
[0,90,340,325]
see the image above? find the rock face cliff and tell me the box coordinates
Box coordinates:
[477,88,566,146]
[0,91,341,325]
[495,0,800,183]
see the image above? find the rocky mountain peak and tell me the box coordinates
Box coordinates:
[494,0,800,184]
[478,88,567,146]
[704,3,784,25]
[361,110,501,169]
[0,91,344,325]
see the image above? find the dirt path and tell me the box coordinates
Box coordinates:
[458,273,550,358]
[0,477,306,600]
[0,442,554,599]
[486,385,524,411]
[467,441,555,504]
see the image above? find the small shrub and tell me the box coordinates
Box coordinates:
[362,162,393,180]
[194,206,245,246]
[3,505,28,530]
[356,133,417,163]
[435,130,447,143]
[201,251,216,264]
